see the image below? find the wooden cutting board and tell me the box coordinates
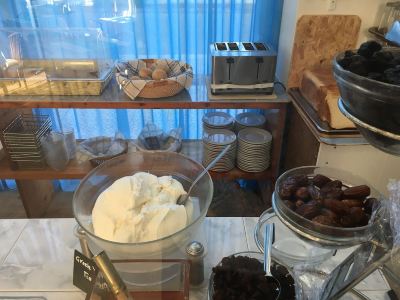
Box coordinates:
[288,15,361,88]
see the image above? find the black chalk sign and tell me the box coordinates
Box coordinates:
[73,249,98,294]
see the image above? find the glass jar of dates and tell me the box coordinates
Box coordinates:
[273,166,383,249]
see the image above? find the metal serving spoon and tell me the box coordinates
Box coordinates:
[264,223,281,299]
[177,144,231,205]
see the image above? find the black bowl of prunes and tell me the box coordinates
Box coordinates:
[333,41,400,135]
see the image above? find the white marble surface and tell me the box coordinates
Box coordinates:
[0,219,28,264]
[0,219,79,292]
[0,217,392,300]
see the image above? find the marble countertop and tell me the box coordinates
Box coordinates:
[0,218,392,300]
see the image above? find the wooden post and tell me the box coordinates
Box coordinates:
[15,179,54,218]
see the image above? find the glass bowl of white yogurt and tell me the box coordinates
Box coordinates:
[73,151,213,260]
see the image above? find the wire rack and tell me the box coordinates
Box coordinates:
[1,114,51,169]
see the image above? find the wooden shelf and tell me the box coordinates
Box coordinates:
[0,140,273,181]
[0,76,289,109]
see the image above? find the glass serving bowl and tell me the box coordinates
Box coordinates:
[254,209,334,267]
[208,251,298,300]
[73,151,213,259]
[273,166,383,249]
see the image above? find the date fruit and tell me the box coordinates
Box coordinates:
[312,174,332,188]
[295,187,310,201]
[289,175,309,187]
[279,183,296,199]
[343,185,371,199]
[312,215,339,227]
[321,188,343,201]
[340,207,367,227]
[320,208,338,220]
[323,199,350,215]
[279,173,374,229]
[284,200,296,210]
[296,201,321,220]
[279,175,309,199]
[321,180,342,190]
[342,199,364,208]
[307,185,321,201]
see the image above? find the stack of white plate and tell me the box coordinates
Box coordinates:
[235,112,266,132]
[202,112,234,133]
[237,128,272,172]
[202,129,237,172]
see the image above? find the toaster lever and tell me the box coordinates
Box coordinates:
[226,57,234,81]
[256,57,264,81]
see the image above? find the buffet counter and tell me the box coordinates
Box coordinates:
[0,218,391,300]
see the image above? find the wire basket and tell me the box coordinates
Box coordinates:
[1,114,51,169]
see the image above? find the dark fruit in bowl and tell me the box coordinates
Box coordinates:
[279,173,375,228]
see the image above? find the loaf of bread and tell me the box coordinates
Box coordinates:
[300,67,355,129]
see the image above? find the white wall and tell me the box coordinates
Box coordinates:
[276,0,388,84]
[317,143,400,196]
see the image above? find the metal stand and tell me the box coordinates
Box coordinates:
[321,221,397,299]
[74,225,93,258]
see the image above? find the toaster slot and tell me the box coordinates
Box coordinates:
[254,42,268,50]
[227,42,239,50]
[215,43,227,50]
[242,42,254,50]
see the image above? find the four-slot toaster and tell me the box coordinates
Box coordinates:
[210,42,277,95]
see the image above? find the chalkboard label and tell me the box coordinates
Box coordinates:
[73,249,98,294]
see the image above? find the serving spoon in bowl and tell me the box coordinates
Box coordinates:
[177,144,231,205]
[264,223,281,299]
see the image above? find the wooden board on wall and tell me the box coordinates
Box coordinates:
[288,15,361,88]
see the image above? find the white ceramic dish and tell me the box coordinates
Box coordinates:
[235,112,266,127]
[203,111,234,128]
[238,128,272,144]
[203,129,236,145]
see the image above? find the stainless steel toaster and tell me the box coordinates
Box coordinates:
[210,42,277,95]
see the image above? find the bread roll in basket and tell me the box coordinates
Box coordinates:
[116,59,193,99]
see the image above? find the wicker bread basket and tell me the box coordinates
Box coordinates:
[138,79,183,98]
[116,59,193,99]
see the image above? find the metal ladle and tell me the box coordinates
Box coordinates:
[177,144,231,205]
[264,223,281,299]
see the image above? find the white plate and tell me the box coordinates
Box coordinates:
[237,149,270,155]
[204,156,236,163]
[237,155,270,161]
[237,163,270,171]
[237,158,270,165]
[238,145,271,152]
[238,128,272,145]
[237,161,270,168]
[204,148,237,156]
[203,155,235,162]
[203,130,236,145]
[237,167,269,173]
[239,139,272,146]
[202,112,234,127]
[235,112,266,127]
[203,142,237,150]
